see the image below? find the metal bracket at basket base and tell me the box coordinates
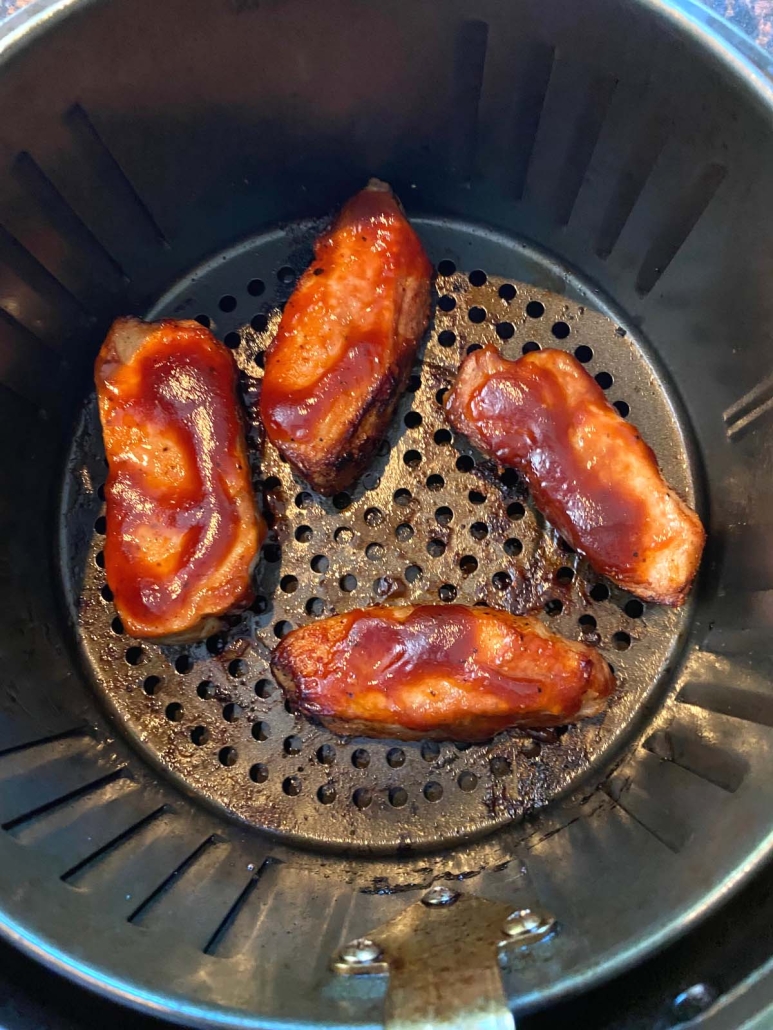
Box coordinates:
[331,886,557,1030]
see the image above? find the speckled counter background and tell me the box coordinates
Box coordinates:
[0,0,772,48]
[721,0,773,46]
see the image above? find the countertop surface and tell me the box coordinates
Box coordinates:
[720,0,773,47]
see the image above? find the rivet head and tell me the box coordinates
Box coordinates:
[422,884,461,907]
[672,983,716,1021]
[338,938,382,966]
[502,907,556,942]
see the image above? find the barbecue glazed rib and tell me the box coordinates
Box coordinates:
[271,604,614,741]
[260,179,433,494]
[445,346,705,606]
[95,317,265,641]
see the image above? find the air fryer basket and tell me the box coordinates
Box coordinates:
[1,0,773,1025]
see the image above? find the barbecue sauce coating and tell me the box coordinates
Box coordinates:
[260,179,432,494]
[446,346,705,605]
[271,604,614,741]
[95,317,265,640]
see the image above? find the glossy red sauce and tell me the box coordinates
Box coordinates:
[274,605,613,739]
[446,346,705,603]
[260,181,432,485]
[476,352,648,573]
[97,320,261,636]
[263,338,386,443]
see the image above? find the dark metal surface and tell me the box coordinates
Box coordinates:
[1,0,773,1026]
[6,0,773,52]
[61,224,697,851]
[0,852,770,1030]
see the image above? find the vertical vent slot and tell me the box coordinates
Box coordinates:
[65,104,169,249]
[450,20,489,183]
[553,73,617,226]
[635,162,727,295]
[509,42,555,201]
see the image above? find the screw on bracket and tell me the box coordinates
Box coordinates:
[421,884,461,907]
[337,937,382,967]
[501,907,557,944]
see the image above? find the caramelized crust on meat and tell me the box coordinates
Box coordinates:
[260,179,433,494]
[95,317,265,641]
[271,604,614,741]
[446,346,705,605]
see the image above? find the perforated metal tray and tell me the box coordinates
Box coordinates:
[61,220,697,852]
